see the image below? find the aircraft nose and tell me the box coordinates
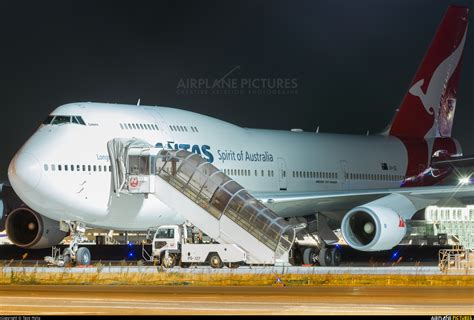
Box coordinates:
[8,151,42,193]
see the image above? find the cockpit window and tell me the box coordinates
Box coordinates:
[43,115,54,125]
[75,116,86,125]
[43,115,86,126]
[52,116,71,125]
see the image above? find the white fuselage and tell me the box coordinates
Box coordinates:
[8,102,409,230]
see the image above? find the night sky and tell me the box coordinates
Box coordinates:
[1,0,473,181]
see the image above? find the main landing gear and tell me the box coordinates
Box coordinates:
[302,246,341,266]
[45,221,91,267]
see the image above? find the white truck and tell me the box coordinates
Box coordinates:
[142,224,247,268]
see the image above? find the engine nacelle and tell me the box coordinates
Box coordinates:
[5,207,67,249]
[0,198,5,232]
[341,194,415,251]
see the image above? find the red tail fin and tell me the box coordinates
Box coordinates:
[389,5,469,139]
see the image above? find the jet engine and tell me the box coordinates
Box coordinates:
[0,198,5,232]
[0,183,7,231]
[341,194,414,251]
[5,207,67,249]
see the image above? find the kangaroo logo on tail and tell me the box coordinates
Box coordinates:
[408,30,466,137]
[388,6,469,140]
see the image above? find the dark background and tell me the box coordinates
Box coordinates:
[0,0,473,181]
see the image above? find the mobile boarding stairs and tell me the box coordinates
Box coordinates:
[107,138,310,265]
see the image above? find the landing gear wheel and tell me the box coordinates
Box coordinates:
[161,254,176,268]
[62,248,72,266]
[76,247,91,266]
[209,254,223,269]
[227,262,240,269]
[303,248,320,265]
[330,248,342,266]
[318,248,332,266]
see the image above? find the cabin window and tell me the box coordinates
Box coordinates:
[44,164,48,171]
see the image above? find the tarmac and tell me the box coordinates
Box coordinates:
[1,285,472,315]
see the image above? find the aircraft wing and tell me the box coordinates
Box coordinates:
[432,156,474,169]
[253,184,474,219]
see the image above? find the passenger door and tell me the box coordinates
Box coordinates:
[339,160,349,190]
[277,158,287,191]
[144,107,174,148]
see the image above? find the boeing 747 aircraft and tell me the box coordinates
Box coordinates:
[1,5,473,266]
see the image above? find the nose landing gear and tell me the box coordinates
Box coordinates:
[44,221,92,267]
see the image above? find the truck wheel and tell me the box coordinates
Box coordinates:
[161,254,176,268]
[227,262,240,269]
[76,247,91,266]
[331,248,342,266]
[209,254,223,269]
[318,248,332,266]
[303,248,319,265]
[180,262,191,268]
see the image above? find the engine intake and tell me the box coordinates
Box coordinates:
[342,205,408,252]
[5,208,67,249]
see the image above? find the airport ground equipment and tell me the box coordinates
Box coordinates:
[108,138,336,266]
[142,224,247,268]
[439,247,474,274]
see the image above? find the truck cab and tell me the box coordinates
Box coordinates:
[143,224,247,268]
